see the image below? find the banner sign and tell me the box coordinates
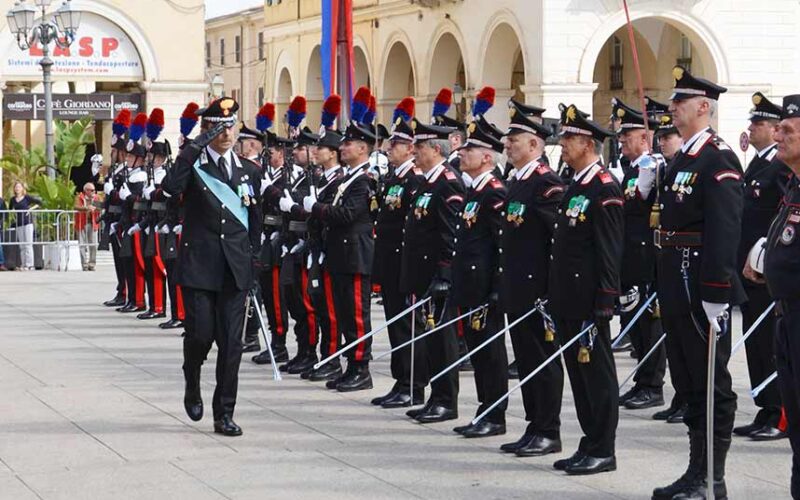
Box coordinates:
[3,93,143,120]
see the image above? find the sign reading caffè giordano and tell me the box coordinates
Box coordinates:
[3,93,142,120]
[1,11,143,79]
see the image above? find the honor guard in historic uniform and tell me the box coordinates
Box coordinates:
[612,98,668,411]
[644,67,745,499]
[402,120,466,423]
[161,97,263,436]
[497,106,566,456]
[302,120,376,392]
[762,94,800,500]
[116,113,149,314]
[733,92,792,441]
[549,104,623,475]
[371,101,427,408]
[449,121,509,437]
[102,109,132,307]
[432,87,467,173]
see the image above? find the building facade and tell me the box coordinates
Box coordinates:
[252,0,800,163]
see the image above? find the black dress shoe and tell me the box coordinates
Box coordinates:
[183,368,203,422]
[667,404,687,424]
[515,435,562,457]
[326,368,350,389]
[462,421,506,438]
[159,318,183,329]
[288,354,318,375]
[500,433,535,453]
[453,422,475,434]
[619,387,638,406]
[308,362,342,382]
[213,415,243,436]
[554,451,585,471]
[137,310,166,320]
[381,392,421,409]
[508,360,519,379]
[371,390,398,406]
[653,406,677,421]
[750,425,787,441]
[733,421,762,436]
[103,295,126,307]
[624,389,664,410]
[336,365,373,392]
[565,455,616,475]
[415,404,458,424]
[117,303,136,312]
[252,347,289,365]
[406,402,432,419]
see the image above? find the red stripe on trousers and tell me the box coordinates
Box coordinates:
[323,270,339,354]
[456,306,464,337]
[354,273,366,361]
[152,234,165,313]
[272,266,284,336]
[133,232,145,307]
[779,407,788,432]
[301,267,317,345]
[176,284,185,320]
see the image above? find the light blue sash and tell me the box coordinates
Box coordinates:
[193,158,249,231]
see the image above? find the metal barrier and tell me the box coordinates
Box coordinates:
[0,209,96,271]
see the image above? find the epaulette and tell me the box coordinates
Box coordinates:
[534,164,550,176]
[687,131,713,157]
[488,177,504,189]
[710,136,731,152]
[599,171,614,184]
[444,170,457,181]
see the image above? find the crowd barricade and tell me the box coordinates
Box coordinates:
[0,209,91,271]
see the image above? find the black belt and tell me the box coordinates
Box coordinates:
[133,202,148,211]
[151,202,167,211]
[653,230,702,249]
[107,205,122,214]
[263,214,283,226]
[288,221,308,233]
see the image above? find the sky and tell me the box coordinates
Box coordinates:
[205,0,264,20]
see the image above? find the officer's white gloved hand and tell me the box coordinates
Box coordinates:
[702,301,728,333]
[103,180,113,195]
[173,224,183,235]
[635,154,657,199]
[159,224,170,234]
[307,254,313,270]
[261,174,276,195]
[281,245,288,258]
[270,231,279,242]
[290,239,305,254]
[143,182,156,200]
[279,189,296,213]
[109,222,118,233]
[119,183,131,201]
[318,251,325,265]
[303,194,316,212]
[261,233,267,244]
[144,226,150,235]
[127,223,140,236]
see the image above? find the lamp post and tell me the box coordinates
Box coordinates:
[6,0,81,178]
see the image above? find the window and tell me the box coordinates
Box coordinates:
[205,41,211,67]
[677,34,693,73]
[610,36,623,90]
[258,32,265,61]
[235,35,241,64]
[220,38,225,66]
[258,87,264,106]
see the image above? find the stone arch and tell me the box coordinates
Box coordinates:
[427,30,468,121]
[379,36,417,122]
[305,45,323,130]
[479,20,527,128]
[353,44,371,89]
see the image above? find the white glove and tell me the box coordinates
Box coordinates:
[307,254,313,269]
[260,174,276,195]
[270,231,279,242]
[261,233,267,244]
[103,181,113,195]
[143,182,156,200]
[127,223,140,236]
[159,224,170,234]
[173,224,183,235]
[281,245,288,257]
[702,301,728,333]
[303,195,316,213]
[109,222,118,233]
[279,189,296,213]
[144,226,150,235]
[290,239,305,254]
[318,251,325,265]
[91,154,103,176]
[119,183,132,201]
[635,154,657,199]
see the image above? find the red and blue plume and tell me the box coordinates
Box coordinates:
[256,102,275,132]
[432,88,452,117]
[362,95,377,124]
[112,109,131,137]
[471,86,496,117]
[351,86,371,123]
[129,112,148,142]
[392,97,415,123]
[179,102,199,137]
[286,96,307,128]
[321,94,341,129]
[146,108,165,142]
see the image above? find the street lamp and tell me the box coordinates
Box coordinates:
[6,0,81,178]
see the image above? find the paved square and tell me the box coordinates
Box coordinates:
[0,252,791,499]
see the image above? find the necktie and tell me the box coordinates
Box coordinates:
[218,156,229,184]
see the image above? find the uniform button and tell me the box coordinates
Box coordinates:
[453,251,456,256]
[554,223,558,228]
[401,242,405,247]
[221,219,226,224]
[395,248,400,253]
[454,238,458,243]
[660,204,665,209]
[498,229,503,235]
[499,248,503,254]
[203,187,208,191]
[528,274,533,279]
[641,241,645,246]
[423,255,428,260]
[693,251,699,257]
[220,234,225,239]
[558,209,563,214]
[343,238,348,243]
[550,255,553,260]
[169,247,174,251]
[574,273,579,278]
[221,204,226,209]
[184,242,188,247]
[551,238,555,244]
[664,187,668,192]
[501,212,505,217]
[471,265,476,270]
[456,224,460,230]
[499,267,503,272]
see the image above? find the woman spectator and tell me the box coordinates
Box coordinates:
[9,181,40,270]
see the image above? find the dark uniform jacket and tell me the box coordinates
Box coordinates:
[738,144,792,290]
[764,176,800,299]
[498,160,565,314]
[117,167,147,258]
[308,165,345,257]
[549,161,624,320]
[260,165,290,267]
[373,159,422,286]
[656,128,746,314]
[400,161,466,296]
[620,154,663,285]
[161,146,263,292]
[311,162,374,275]
[452,171,507,308]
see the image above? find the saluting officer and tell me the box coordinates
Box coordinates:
[161,97,263,437]
[762,94,800,500]
[735,92,792,441]
[549,104,623,476]
[402,120,466,424]
[612,98,667,412]
[645,67,745,500]
[498,106,566,457]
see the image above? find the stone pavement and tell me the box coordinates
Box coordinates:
[0,251,792,499]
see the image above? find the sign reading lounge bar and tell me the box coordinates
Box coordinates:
[3,93,143,121]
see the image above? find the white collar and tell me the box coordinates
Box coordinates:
[345,161,369,176]
[758,143,777,158]
[515,158,541,180]
[467,169,493,189]
[396,158,415,178]
[424,161,446,181]
[573,160,600,182]
[324,165,341,181]
[206,147,233,167]
[680,127,710,153]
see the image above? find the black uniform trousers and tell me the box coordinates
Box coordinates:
[742,285,782,426]
[556,318,618,457]
[308,267,341,362]
[165,256,184,321]
[182,266,246,420]
[418,302,459,409]
[775,302,800,499]
[331,273,372,364]
[662,312,737,438]
[508,310,563,439]
[110,230,126,297]
[143,239,166,313]
[620,283,666,391]
[280,256,318,355]
[463,306,508,424]
[259,266,288,349]
[381,285,426,393]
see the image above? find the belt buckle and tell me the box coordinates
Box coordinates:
[653,229,662,249]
